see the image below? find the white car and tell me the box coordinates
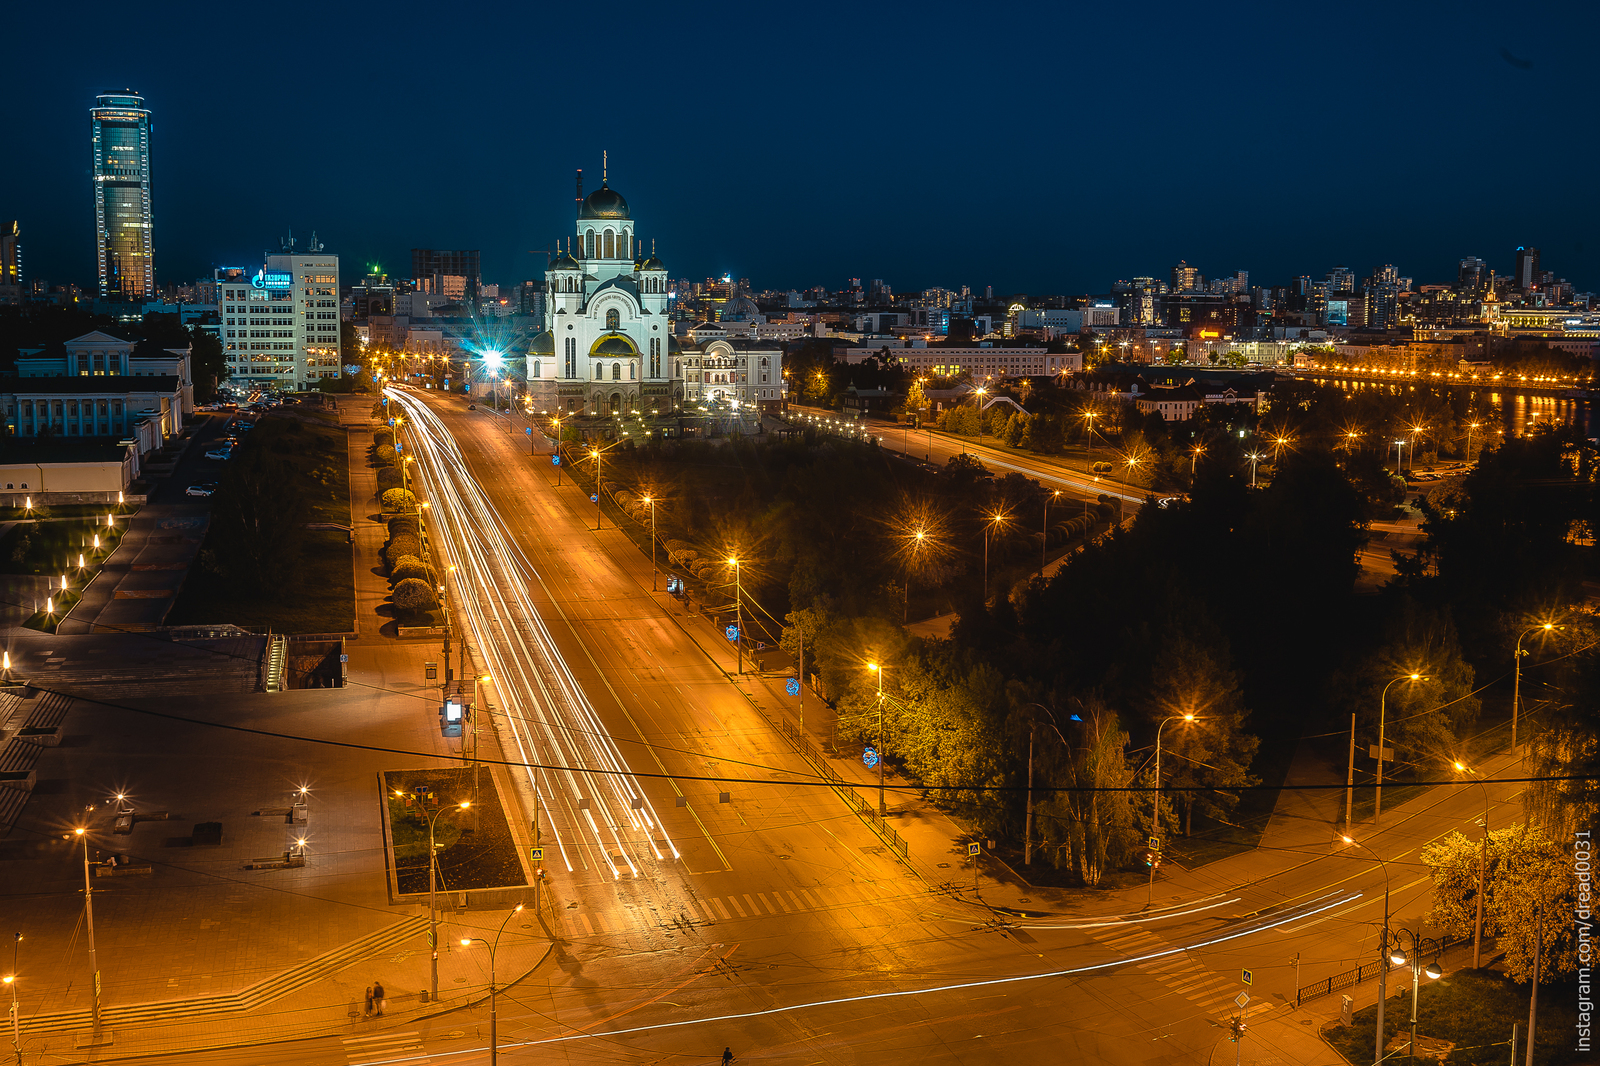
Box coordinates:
[185,483,217,497]
[205,448,233,461]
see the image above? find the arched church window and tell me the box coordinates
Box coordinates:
[585,230,595,259]
[595,363,602,380]
[622,232,631,260]
[603,230,615,259]
[612,362,622,381]
[533,360,541,378]
[606,308,620,331]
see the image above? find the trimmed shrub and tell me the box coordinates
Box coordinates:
[390,555,436,586]
[387,515,420,538]
[373,429,395,447]
[385,534,422,567]
[376,466,404,492]
[374,444,398,466]
[392,578,438,614]
[381,488,417,512]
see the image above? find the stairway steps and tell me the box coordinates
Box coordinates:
[21,915,426,1035]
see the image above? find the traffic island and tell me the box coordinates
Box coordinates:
[380,767,528,904]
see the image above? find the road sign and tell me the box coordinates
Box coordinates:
[863,746,879,768]
[552,454,561,466]
[1369,745,1395,762]
[388,417,395,426]
[967,842,981,856]
[530,847,544,863]
[785,677,800,696]
[1234,991,1250,1008]
[590,494,599,503]
[382,397,389,405]
[427,930,435,948]
[1241,969,1253,986]
[525,427,533,436]
[339,653,348,663]
[725,625,739,642]
[1149,835,1161,850]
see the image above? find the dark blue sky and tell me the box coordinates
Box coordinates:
[7,1,1597,298]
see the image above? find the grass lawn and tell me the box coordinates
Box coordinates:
[0,518,127,575]
[168,416,353,634]
[1326,968,1582,1065]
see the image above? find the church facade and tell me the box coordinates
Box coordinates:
[525,178,786,419]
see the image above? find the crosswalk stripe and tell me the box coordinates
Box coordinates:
[798,889,820,908]
[710,898,733,920]
[743,893,761,914]
[578,913,595,935]
[696,899,718,923]
[786,890,804,910]
[727,896,749,918]
[591,911,608,932]
[759,892,781,914]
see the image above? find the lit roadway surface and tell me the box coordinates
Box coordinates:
[170,392,1511,1066]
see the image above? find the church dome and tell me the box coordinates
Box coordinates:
[589,332,639,357]
[580,184,629,220]
[640,256,665,271]
[529,330,555,356]
[550,252,580,270]
[719,295,761,323]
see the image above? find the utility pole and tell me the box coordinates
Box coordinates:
[1526,906,1542,1066]
[1024,724,1034,866]
[1345,713,1356,834]
[74,829,103,1043]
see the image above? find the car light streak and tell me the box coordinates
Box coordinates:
[387,389,679,879]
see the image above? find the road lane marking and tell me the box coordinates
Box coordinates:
[758,892,778,914]
[786,890,804,911]
[743,893,761,915]
[798,889,820,909]
[727,896,749,918]
[710,898,733,920]
[578,914,595,935]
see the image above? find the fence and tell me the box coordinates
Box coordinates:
[1295,934,1469,1006]
[772,708,910,862]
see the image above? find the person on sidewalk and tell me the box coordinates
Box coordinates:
[723,1047,734,1065]
[364,986,374,1018]
[373,980,386,1016]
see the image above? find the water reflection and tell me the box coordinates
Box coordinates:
[1299,376,1593,439]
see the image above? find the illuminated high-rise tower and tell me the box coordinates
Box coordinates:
[91,91,154,300]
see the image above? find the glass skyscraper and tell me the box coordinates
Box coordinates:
[91,91,154,300]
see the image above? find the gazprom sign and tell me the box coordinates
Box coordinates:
[252,269,293,291]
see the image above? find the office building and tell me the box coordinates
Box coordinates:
[1171,261,1201,292]
[216,253,341,389]
[411,249,480,296]
[0,221,18,306]
[91,91,155,300]
[1515,246,1540,290]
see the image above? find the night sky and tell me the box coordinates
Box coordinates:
[7,1,1598,298]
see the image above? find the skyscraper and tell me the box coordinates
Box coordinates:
[91,91,154,300]
[1514,246,1540,291]
[0,221,19,307]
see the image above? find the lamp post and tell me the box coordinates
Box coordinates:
[867,662,886,816]
[643,496,657,591]
[1042,490,1059,571]
[1376,673,1424,826]
[1149,713,1197,906]
[460,903,524,1066]
[1465,421,1481,462]
[1453,761,1492,969]
[1246,451,1263,488]
[906,529,925,623]
[71,827,102,1042]
[1511,622,1558,754]
[1388,930,1444,1065]
[589,447,603,530]
[1083,409,1098,471]
[1341,834,1393,1066]
[550,416,563,486]
[5,932,20,1065]
[983,511,1007,602]
[1190,442,1205,478]
[395,794,469,1002]
[727,556,743,675]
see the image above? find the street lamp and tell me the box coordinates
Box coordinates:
[1190,442,1205,478]
[1388,930,1444,1064]
[642,496,657,591]
[1376,674,1424,825]
[71,827,103,1041]
[1246,452,1263,488]
[1341,834,1394,1066]
[1511,622,1559,754]
[5,932,20,1065]
[727,556,743,675]
[1453,761,1492,969]
[906,529,926,623]
[460,903,524,1066]
[983,511,1008,601]
[1149,713,1197,906]
[394,793,469,1002]
[1042,490,1059,570]
[867,662,887,816]
[589,447,603,530]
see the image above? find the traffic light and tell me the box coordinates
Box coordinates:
[1229,1018,1246,1042]
[1144,850,1155,867]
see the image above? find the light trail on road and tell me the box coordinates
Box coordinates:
[388,388,679,881]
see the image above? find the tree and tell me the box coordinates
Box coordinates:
[187,327,226,402]
[382,488,417,512]
[392,577,438,615]
[1029,699,1139,885]
[1002,412,1028,447]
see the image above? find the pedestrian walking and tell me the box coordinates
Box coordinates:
[723,1047,734,1065]
[373,980,386,1016]
[364,985,374,1018]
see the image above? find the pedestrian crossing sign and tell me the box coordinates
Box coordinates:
[530,847,544,862]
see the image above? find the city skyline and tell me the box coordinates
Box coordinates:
[3,1,1597,297]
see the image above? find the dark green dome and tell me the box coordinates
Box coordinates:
[529,331,555,356]
[580,184,629,220]
[589,332,639,357]
[640,256,665,271]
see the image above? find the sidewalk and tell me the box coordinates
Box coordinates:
[58,505,208,634]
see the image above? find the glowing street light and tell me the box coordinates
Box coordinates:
[1375,673,1424,825]
[459,903,524,1065]
[867,662,887,815]
[983,511,1008,601]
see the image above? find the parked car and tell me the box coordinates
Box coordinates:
[185,483,218,497]
[205,447,233,461]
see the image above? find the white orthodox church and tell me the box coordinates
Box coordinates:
[526,174,786,419]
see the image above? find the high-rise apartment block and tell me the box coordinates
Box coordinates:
[0,221,19,306]
[216,253,341,389]
[1515,246,1540,290]
[411,249,480,298]
[1171,260,1201,291]
[91,91,155,300]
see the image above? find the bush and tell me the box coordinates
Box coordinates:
[382,488,417,512]
[387,515,420,538]
[385,534,422,567]
[374,444,398,466]
[392,578,437,614]
[373,429,394,447]
[390,555,436,586]
[376,466,404,492]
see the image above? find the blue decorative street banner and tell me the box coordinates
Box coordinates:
[785,677,800,696]
[725,625,739,642]
[552,455,561,466]
[525,427,533,435]
[590,494,599,503]
[863,746,880,768]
